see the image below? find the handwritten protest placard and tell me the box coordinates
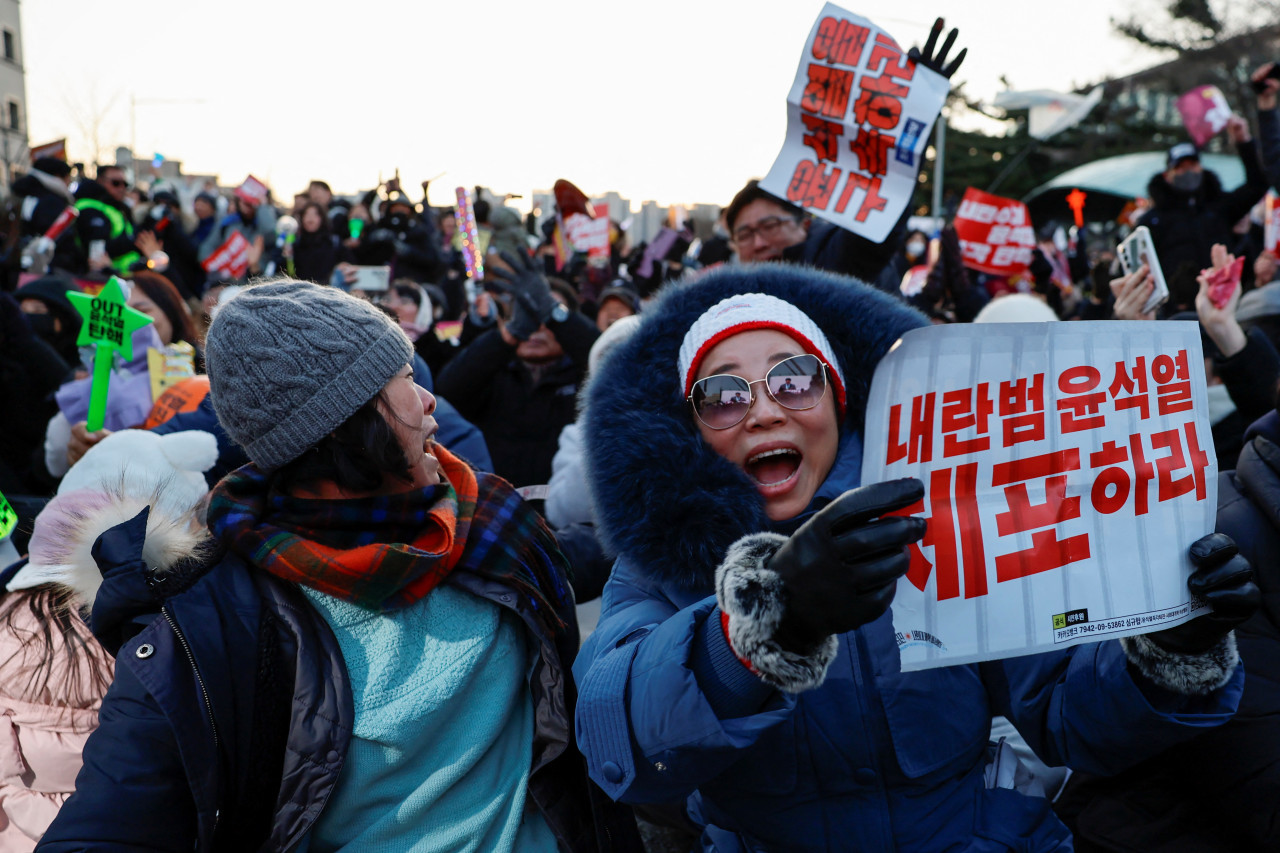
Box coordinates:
[1176,85,1232,148]
[862,322,1215,671]
[760,4,950,243]
[953,188,1036,276]
[201,231,251,280]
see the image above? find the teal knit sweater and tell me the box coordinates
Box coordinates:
[299,583,557,852]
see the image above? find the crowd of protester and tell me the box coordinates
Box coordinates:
[3,20,1280,851]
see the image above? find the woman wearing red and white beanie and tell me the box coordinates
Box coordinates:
[574,262,1251,851]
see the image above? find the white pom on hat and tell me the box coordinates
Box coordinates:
[678,293,846,409]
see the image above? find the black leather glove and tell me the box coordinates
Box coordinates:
[770,478,927,654]
[1145,533,1259,655]
[908,17,967,79]
[485,250,556,341]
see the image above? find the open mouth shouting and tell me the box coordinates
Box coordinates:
[745,442,803,496]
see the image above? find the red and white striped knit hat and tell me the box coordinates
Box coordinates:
[678,292,846,410]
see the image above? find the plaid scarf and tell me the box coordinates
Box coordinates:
[207,445,569,635]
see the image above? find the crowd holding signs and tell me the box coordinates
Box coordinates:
[6,4,1280,851]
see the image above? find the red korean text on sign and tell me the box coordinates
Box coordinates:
[884,364,1212,603]
[952,187,1036,277]
[991,449,1091,583]
[786,17,918,223]
[811,16,870,67]
[1057,366,1107,433]
[786,161,843,211]
[802,115,844,162]
[1089,422,1208,515]
[802,64,854,121]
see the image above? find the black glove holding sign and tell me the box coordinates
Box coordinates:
[770,478,927,654]
[908,17,967,79]
[485,250,556,341]
[1146,534,1259,654]
[1120,532,1259,696]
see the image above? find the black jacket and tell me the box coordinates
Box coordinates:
[436,314,597,488]
[783,208,909,289]
[1137,142,1269,311]
[11,171,79,273]
[355,214,444,285]
[39,504,639,852]
[72,179,137,270]
[1057,410,1280,851]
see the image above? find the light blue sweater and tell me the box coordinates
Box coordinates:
[299,583,557,852]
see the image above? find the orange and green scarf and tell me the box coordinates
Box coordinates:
[207,445,569,633]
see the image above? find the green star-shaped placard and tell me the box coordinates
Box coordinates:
[66,276,153,431]
[67,275,154,361]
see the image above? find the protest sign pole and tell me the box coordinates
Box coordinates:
[85,341,114,431]
[65,276,154,432]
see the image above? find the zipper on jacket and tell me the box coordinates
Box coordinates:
[161,605,221,832]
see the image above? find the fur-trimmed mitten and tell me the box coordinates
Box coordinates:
[715,479,926,693]
[1121,533,1258,695]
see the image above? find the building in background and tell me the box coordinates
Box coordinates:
[0,0,28,194]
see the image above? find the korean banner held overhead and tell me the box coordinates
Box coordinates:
[862,323,1215,671]
[760,4,950,243]
[953,188,1036,276]
[201,231,251,280]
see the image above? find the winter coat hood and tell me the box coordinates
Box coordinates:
[1146,167,1225,211]
[583,263,926,591]
[12,170,73,204]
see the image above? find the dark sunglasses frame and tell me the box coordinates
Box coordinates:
[688,354,829,430]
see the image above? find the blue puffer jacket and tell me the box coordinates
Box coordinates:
[573,264,1245,852]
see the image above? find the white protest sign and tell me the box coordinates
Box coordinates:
[760,4,950,243]
[861,322,1216,671]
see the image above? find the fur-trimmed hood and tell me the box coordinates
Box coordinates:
[584,263,926,591]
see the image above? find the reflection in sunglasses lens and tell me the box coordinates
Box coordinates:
[691,354,827,429]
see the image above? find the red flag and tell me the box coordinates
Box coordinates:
[29,139,67,162]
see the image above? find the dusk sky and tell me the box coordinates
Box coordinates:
[22,1,1173,209]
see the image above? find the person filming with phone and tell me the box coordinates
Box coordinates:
[1130,67,1274,316]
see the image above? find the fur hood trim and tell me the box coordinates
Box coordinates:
[7,482,212,606]
[584,263,926,591]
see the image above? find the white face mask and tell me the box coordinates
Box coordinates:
[906,240,926,259]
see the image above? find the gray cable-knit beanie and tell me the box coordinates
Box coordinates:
[204,280,413,470]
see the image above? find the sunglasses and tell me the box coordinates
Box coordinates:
[689,354,829,430]
[107,178,128,189]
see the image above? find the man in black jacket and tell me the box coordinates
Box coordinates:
[1137,115,1270,312]
[436,257,598,487]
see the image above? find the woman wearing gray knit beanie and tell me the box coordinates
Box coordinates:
[41,279,641,851]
